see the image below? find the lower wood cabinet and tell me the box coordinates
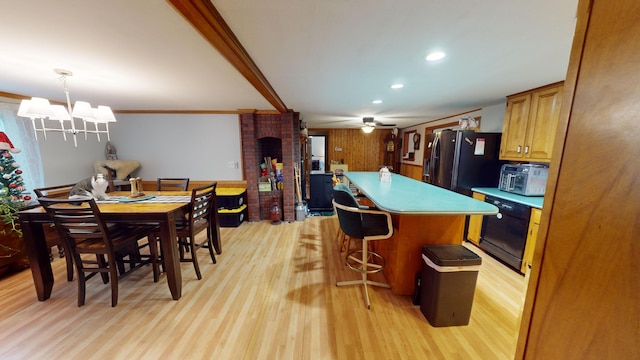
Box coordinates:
[521,207,542,273]
[466,192,486,245]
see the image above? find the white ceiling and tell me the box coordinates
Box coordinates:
[0,0,578,130]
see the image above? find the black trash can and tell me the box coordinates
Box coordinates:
[420,244,482,327]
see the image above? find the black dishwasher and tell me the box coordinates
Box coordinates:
[479,195,531,271]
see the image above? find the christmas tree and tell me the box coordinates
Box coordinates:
[0,132,30,237]
[0,149,29,203]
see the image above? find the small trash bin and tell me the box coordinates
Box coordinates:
[420,244,482,327]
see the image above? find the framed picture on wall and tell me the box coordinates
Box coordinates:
[412,133,421,150]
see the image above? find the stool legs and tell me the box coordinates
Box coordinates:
[336,228,351,253]
[336,238,389,309]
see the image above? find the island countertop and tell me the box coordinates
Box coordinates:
[471,187,544,209]
[344,172,498,215]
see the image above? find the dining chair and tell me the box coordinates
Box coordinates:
[38,197,159,307]
[150,182,218,281]
[156,178,190,191]
[332,186,394,309]
[33,184,77,281]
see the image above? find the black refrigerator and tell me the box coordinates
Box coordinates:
[423,130,504,196]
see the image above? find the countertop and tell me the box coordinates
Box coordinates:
[344,172,498,215]
[471,187,544,208]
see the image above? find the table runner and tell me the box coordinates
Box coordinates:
[97,195,191,203]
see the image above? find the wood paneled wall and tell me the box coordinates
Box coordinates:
[314,128,392,171]
[400,163,423,181]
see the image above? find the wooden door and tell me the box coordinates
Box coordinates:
[517,0,640,358]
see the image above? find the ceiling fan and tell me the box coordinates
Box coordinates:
[362,117,397,127]
[361,117,397,133]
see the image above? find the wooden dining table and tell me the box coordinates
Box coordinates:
[18,191,194,302]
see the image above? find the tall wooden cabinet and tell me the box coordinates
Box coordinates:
[383,134,402,173]
[517,0,640,358]
[500,82,563,162]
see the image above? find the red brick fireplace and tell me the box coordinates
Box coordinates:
[240,111,300,222]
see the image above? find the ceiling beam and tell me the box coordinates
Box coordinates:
[167,0,288,113]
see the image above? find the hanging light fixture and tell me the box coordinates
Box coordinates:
[361,125,375,133]
[17,69,116,147]
[361,117,375,133]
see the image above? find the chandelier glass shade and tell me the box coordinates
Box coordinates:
[361,124,375,133]
[17,69,116,146]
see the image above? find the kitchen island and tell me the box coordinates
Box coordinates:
[471,187,544,208]
[344,172,498,295]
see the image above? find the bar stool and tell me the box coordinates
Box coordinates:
[332,186,394,309]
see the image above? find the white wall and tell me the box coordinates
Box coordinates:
[479,102,507,132]
[398,101,507,168]
[37,123,106,186]
[109,113,242,180]
[35,113,243,185]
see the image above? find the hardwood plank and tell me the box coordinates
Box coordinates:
[0,216,524,359]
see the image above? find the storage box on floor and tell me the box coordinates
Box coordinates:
[420,244,481,327]
[216,188,247,227]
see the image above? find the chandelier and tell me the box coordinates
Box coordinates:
[17,69,116,147]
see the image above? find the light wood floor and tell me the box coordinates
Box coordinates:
[0,216,525,359]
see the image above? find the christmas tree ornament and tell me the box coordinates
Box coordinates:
[0,132,21,153]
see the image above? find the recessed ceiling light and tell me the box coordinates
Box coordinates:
[390,84,404,89]
[372,99,383,104]
[426,52,446,61]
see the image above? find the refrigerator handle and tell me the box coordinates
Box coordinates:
[430,134,440,183]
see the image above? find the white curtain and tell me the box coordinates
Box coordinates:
[0,102,44,200]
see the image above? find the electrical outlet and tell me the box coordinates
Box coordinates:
[227,161,235,168]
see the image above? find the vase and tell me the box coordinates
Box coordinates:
[270,196,281,224]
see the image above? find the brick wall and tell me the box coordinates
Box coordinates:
[240,111,300,222]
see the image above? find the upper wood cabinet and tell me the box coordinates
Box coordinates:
[500,82,564,162]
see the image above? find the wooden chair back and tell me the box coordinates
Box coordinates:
[161,181,218,280]
[187,182,217,237]
[38,197,155,306]
[38,198,116,254]
[33,184,77,279]
[157,178,190,191]
[33,184,76,199]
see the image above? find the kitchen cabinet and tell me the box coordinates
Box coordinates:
[467,192,486,245]
[384,134,402,173]
[521,207,541,274]
[308,172,333,212]
[500,82,564,162]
